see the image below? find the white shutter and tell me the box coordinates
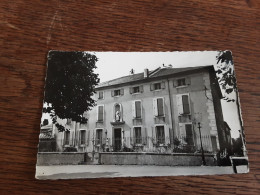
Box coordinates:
[132,101,136,118]
[153,98,158,116]
[161,82,165,89]
[120,88,124,95]
[165,125,170,145]
[96,106,99,121]
[176,95,184,115]
[179,123,186,136]
[86,130,90,146]
[186,77,191,85]
[140,85,143,93]
[162,97,165,116]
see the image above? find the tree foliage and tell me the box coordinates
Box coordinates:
[43,51,99,132]
[216,50,236,102]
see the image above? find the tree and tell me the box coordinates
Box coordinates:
[216,51,246,156]
[43,51,100,132]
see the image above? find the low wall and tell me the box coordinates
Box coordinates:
[37,152,86,165]
[99,152,216,166]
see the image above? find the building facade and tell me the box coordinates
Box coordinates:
[52,65,230,155]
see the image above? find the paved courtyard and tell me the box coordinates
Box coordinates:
[35,165,248,179]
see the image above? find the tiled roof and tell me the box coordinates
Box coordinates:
[97,65,213,89]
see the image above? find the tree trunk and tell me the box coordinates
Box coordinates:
[235,90,247,156]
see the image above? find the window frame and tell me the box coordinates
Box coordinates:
[64,131,70,146]
[98,91,104,100]
[95,128,103,146]
[133,86,140,94]
[178,122,194,146]
[154,82,161,90]
[153,97,165,117]
[155,125,166,145]
[80,130,86,145]
[176,93,191,115]
[97,105,104,122]
[177,78,186,87]
[133,126,142,145]
[114,89,121,96]
[132,100,142,119]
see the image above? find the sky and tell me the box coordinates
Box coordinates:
[92,51,241,138]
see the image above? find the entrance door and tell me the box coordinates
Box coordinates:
[114,128,122,151]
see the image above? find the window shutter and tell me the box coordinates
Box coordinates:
[97,106,104,121]
[150,83,154,91]
[140,85,143,93]
[176,95,184,115]
[182,95,190,114]
[157,98,164,116]
[161,81,165,89]
[86,130,90,146]
[179,123,186,136]
[173,80,177,87]
[151,126,155,143]
[111,90,114,97]
[186,77,191,85]
[129,87,133,94]
[120,88,124,95]
[132,101,136,118]
[136,101,141,118]
[165,125,170,145]
[153,98,158,116]
[133,128,136,145]
[142,127,147,145]
[101,129,105,145]
[130,128,133,145]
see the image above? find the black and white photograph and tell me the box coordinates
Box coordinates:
[36,51,249,179]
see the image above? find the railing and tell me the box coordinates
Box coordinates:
[38,135,214,153]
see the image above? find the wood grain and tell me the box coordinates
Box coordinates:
[0,0,259,194]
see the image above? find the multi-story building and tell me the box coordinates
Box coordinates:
[52,65,230,155]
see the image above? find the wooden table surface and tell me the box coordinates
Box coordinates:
[0,0,259,194]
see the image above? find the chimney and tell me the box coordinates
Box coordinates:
[144,68,149,78]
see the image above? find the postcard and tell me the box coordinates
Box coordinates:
[36,51,248,179]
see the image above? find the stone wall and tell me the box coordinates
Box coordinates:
[37,152,86,165]
[99,152,216,166]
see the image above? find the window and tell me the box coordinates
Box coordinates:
[174,77,190,87]
[185,124,194,145]
[154,83,161,90]
[179,123,194,145]
[134,127,142,144]
[98,91,104,99]
[176,94,190,115]
[153,97,165,117]
[177,78,186,86]
[64,131,70,145]
[97,105,104,122]
[66,118,72,125]
[133,86,140,93]
[156,126,165,144]
[114,90,120,96]
[130,85,143,94]
[150,82,165,91]
[80,130,86,145]
[96,129,103,145]
[112,89,124,97]
[132,100,142,118]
